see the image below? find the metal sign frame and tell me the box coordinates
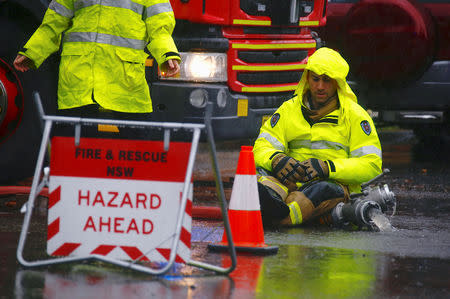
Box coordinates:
[16,92,237,275]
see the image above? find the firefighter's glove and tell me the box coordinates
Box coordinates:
[271,154,307,190]
[299,158,329,182]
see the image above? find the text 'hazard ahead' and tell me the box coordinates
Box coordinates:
[78,190,162,209]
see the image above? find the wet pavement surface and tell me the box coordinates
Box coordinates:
[1,129,449,298]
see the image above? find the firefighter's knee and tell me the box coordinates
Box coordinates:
[300,180,346,207]
[284,181,347,226]
[257,176,290,225]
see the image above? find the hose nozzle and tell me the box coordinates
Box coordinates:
[332,184,396,229]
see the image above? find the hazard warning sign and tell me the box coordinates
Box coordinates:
[47,137,193,263]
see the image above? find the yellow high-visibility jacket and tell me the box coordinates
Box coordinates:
[19,0,180,113]
[253,94,382,193]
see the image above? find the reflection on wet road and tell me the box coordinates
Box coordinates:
[1,129,450,298]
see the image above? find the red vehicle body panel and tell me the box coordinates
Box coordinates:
[317,0,450,84]
[315,0,450,130]
[172,0,327,27]
[427,4,450,59]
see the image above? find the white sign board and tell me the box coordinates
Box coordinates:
[47,137,192,263]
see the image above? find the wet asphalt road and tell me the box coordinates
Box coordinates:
[0,129,449,298]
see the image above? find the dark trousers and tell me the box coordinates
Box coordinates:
[53,104,155,140]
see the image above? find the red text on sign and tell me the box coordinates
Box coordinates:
[78,190,161,209]
[83,216,154,235]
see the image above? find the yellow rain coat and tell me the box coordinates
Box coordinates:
[253,48,382,193]
[19,0,180,113]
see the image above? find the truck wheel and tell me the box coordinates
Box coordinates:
[343,0,436,87]
[0,15,58,184]
[0,58,23,144]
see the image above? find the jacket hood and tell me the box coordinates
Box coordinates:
[294,47,357,104]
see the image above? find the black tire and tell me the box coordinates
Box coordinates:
[0,9,59,184]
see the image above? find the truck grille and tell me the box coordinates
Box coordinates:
[238,50,308,63]
[228,39,316,93]
[243,27,301,35]
[237,71,302,85]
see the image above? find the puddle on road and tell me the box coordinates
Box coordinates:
[13,268,233,299]
[9,243,449,299]
[1,194,449,298]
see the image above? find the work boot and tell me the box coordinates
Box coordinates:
[284,180,350,226]
[257,175,290,226]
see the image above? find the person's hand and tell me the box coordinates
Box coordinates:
[299,158,329,181]
[161,59,180,77]
[13,55,33,72]
[271,153,308,191]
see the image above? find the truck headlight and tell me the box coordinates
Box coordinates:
[159,52,227,82]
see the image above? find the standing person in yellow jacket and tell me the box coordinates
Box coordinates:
[13,0,180,123]
[253,47,382,227]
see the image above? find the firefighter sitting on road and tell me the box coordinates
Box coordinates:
[253,47,382,227]
[13,0,180,122]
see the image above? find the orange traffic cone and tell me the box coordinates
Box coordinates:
[208,146,278,254]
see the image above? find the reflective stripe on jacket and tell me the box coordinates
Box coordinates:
[253,95,382,193]
[20,0,180,113]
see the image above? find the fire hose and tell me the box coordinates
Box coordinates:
[331,169,396,230]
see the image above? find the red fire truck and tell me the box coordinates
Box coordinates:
[0,0,326,183]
